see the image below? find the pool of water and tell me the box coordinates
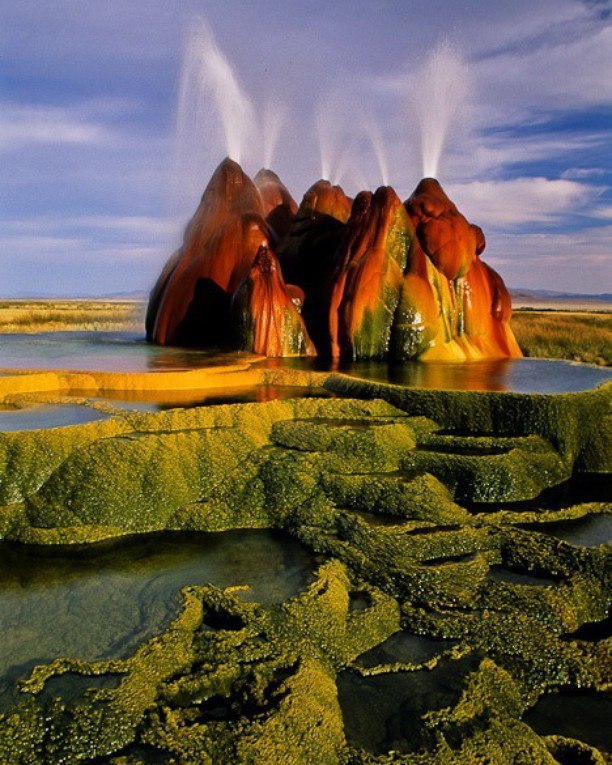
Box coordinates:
[467,474,611,513]
[73,385,335,412]
[521,514,612,547]
[487,566,556,587]
[263,356,611,394]
[0,331,250,373]
[0,404,109,431]
[0,530,316,710]
[338,637,480,755]
[524,689,612,753]
[0,332,609,393]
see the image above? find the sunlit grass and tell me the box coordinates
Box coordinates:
[512,310,611,366]
[0,300,145,333]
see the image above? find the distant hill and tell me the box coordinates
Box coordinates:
[510,288,611,312]
[3,290,148,301]
[510,288,611,302]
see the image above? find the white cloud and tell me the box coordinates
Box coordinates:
[483,226,612,293]
[561,167,607,180]
[446,177,600,228]
[0,103,122,150]
[0,214,179,251]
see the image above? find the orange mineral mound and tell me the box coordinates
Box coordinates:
[254,169,298,247]
[329,186,413,359]
[147,158,268,347]
[395,179,521,361]
[231,244,315,357]
[405,177,477,280]
[146,161,520,362]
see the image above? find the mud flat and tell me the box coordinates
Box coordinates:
[0,351,609,764]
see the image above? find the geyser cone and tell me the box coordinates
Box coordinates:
[394,178,521,360]
[405,178,476,280]
[254,169,298,247]
[278,180,352,354]
[463,226,522,358]
[147,158,268,347]
[330,186,413,359]
[231,245,315,357]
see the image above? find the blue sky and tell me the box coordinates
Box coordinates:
[1,0,610,296]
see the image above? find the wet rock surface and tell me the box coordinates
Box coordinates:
[0,379,609,763]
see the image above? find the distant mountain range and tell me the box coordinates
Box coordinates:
[509,288,611,302]
[3,288,611,303]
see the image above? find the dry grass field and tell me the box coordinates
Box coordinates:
[512,310,611,366]
[0,300,145,333]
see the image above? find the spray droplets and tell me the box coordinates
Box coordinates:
[412,40,472,179]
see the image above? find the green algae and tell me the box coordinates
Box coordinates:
[0,378,609,763]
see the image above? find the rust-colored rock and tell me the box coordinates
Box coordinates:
[231,245,315,357]
[278,180,352,354]
[147,160,521,362]
[405,178,477,280]
[394,180,521,361]
[147,158,268,347]
[254,169,298,247]
[329,187,412,359]
[463,250,522,359]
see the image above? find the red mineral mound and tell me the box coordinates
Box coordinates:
[278,180,352,353]
[147,158,268,347]
[405,178,477,280]
[254,169,298,247]
[146,160,520,362]
[463,226,522,359]
[329,186,413,359]
[231,245,315,357]
[397,180,521,360]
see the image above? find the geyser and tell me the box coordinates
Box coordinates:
[412,40,471,179]
[147,158,521,361]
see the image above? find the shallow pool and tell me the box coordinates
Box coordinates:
[73,384,335,412]
[268,356,611,394]
[0,404,109,431]
[0,530,317,710]
[338,634,480,755]
[524,689,612,753]
[0,331,246,373]
[523,514,612,547]
[0,331,609,393]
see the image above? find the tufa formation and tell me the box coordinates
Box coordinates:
[147,158,521,361]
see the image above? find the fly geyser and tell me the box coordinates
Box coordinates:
[147,158,521,361]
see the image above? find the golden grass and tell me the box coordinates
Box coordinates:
[0,300,145,333]
[512,310,611,366]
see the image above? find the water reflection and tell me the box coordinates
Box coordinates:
[261,356,611,394]
[0,404,109,432]
[72,385,334,412]
[0,332,251,373]
[0,331,609,393]
[0,530,316,710]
